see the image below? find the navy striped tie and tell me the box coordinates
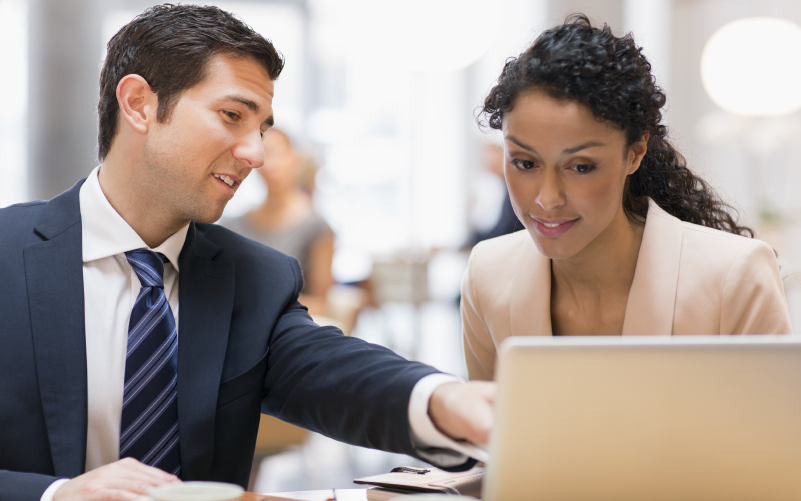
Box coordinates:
[120,249,181,477]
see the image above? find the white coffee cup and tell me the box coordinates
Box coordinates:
[148,481,244,501]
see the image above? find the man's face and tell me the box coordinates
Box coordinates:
[142,54,274,224]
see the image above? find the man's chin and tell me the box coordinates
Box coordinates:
[189,203,228,225]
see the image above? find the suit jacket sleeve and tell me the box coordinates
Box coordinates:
[260,256,445,457]
[461,247,496,381]
[721,239,792,334]
[0,472,61,501]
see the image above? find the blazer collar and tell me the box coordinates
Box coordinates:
[621,199,683,335]
[509,233,553,337]
[509,199,684,337]
[176,223,235,481]
[24,178,89,477]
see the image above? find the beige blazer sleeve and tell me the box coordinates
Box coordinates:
[461,248,496,381]
[721,239,791,334]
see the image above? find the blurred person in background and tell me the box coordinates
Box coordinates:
[465,143,523,248]
[224,129,334,315]
[462,15,792,381]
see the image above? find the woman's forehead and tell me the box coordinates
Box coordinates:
[503,91,624,148]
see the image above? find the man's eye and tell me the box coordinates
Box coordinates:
[223,111,240,121]
[511,158,536,170]
[572,164,594,174]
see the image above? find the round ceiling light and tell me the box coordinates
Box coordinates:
[701,17,801,116]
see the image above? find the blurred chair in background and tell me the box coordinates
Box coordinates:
[368,252,431,359]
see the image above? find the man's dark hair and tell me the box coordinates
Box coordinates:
[97,4,284,161]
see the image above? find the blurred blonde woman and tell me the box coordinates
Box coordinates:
[225,129,334,315]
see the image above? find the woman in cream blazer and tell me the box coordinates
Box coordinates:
[463,16,792,381]
[462,199,791,380]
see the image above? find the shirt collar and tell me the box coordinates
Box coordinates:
[79,166,189,270]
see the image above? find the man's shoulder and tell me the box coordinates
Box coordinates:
[194,222,303,292]
[1,200,48,216]
[195,222,279,257]
[0,200,48,242]
[196,222,289,259]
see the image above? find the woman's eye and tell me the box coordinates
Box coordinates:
[511,158,536,170]
[571,164,594,174]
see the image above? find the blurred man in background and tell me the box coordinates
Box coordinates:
[465,143,523,248]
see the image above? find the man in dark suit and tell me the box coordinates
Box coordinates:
[0,5,494,501]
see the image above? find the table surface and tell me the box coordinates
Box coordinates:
[243,489,368,501]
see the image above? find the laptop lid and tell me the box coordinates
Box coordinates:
[483,336,801,501]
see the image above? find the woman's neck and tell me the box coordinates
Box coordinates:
[248,184,310,230]
[262,181,294,210]
[552,208,644,301]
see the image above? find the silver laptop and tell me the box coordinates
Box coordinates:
[483,336,801,501]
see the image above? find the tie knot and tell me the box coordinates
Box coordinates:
[125,249,167,288]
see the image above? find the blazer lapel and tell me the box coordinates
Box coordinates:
[509,234,553,337]
[177,224,235,481]
[23,179,88,477]
[622,199,684,335]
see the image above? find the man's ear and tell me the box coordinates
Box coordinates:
[116,74,157,135]
[627,132,650,175]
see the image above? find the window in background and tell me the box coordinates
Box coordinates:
[308,0,507,283]
[0,0,28,208]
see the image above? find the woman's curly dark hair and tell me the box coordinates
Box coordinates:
[480,14,753,237]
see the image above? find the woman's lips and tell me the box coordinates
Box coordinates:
[529,216,578,238]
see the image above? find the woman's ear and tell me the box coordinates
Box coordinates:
[116,74,156,135]
[627,132,650,175]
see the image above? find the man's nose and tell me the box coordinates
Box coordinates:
[232,130,265,169]
[535,168,566,211]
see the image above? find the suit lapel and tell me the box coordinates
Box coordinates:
[177,224,235,481]
[622,199,684,335]
[509,234,553,337]
[23,180,88,477]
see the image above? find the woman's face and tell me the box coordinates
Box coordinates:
[258,129,298,187]
[502,90,647,260]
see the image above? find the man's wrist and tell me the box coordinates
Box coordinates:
[40,478,69,501]
[408,373,464,448]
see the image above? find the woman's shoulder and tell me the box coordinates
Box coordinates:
[471,229,534,260]
[668,218,789,335]
[671,218,780,306]
[467,229,545,286]
[646,199,774,267]
[677,219,774,263]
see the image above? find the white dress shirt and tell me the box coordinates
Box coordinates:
[42,166,466,500]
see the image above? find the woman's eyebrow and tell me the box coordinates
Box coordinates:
[506,135,538,153]
[506,136,604,155]
[562,141,604,154]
